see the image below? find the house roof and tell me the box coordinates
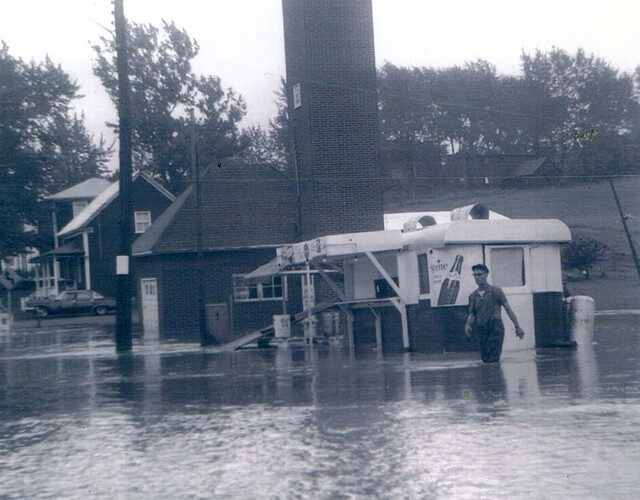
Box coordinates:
[57,172,175,238]
[46,178,112,201]
[30,242,84,262]
[132,185,193,255]
[132,164,298,256]
[441,154,558,179]
[405,219,571,250]
[513,157,552,177]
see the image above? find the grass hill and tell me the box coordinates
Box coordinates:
[387,177,640,310]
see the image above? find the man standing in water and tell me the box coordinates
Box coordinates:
[464,264,525,362]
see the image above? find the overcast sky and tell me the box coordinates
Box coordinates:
[2,0,639,168]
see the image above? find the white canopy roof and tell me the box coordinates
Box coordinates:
[276,218,571,268]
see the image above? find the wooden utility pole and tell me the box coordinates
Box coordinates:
[190,110,212,346]
[114,0,133,351]
[609,178,640,281]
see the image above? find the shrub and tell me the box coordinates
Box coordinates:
[561,236,609,280]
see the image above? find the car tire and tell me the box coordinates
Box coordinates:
[94,306,109,316]
[35,307,50,318]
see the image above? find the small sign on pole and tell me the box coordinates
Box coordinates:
[293,83,302,109]
[116,255,130,275]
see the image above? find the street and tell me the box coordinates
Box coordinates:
[1,315,639,498]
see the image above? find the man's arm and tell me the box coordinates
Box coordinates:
[503,301,525,339]
[464,312,475,337]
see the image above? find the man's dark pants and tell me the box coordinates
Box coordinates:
[474,319,505,363]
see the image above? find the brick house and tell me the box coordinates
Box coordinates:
[132,164,300,341]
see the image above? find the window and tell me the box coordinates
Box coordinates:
[76,291,92,303]
[417,253,430,294]
[141,279,157,296]
[233,275,286,302]
[72,201,88,217]
[489,247,525,287]
[135,211,152,233]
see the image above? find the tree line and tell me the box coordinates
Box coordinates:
[1,42,110,258]
[378,52,640,178]
[2,20,640,259]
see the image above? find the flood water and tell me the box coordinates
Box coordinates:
[1,315,639,499]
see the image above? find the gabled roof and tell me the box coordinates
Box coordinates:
[46,178,112,201]
[58,171,175,238]
[132,164,298,256]
[513,157,553,177]
[132,185,193,255]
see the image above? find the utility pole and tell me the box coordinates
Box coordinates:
[114,0,133,351]
[609,177,640,281]
[190,111,211,346]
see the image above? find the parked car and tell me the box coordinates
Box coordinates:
[26,290,116,318]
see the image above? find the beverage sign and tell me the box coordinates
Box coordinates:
[437,254,463,305]
[429,248,475,307]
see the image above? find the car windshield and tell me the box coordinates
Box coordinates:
[55,292,67,300]
[92,292,104,298]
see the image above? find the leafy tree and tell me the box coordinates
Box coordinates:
[241,125,281,167]
[521,48,640,175]
[378,63,444,153]
[431,60,504,154]
[0,42,110,259]
[241,78,294,172]
[268,77,294,170]
[38,111,112,192]
[92,21,248,193]
[378,60,544,158]
[561,236,609,280]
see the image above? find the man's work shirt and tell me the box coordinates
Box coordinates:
[469,285,508,326]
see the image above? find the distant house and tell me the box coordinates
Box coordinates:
[1,249,40,274]
[1,178,112,300]
[31,172,175,299]
[507,157,563,188]
[439,154,562,189]
[132,164,299,342]
[383,153,562,191]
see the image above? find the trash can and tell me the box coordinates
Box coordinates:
[568,295,595,345]
[273,314,291,339]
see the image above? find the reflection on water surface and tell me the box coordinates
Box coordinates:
[1,316,639,498]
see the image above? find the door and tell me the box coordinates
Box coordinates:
[61,291,77,314]
[206,303,230,343]
[485,245,535,352]
[75,290,93,314]
[141,278,159,340]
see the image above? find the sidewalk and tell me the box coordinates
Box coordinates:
[8,311,140,333]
